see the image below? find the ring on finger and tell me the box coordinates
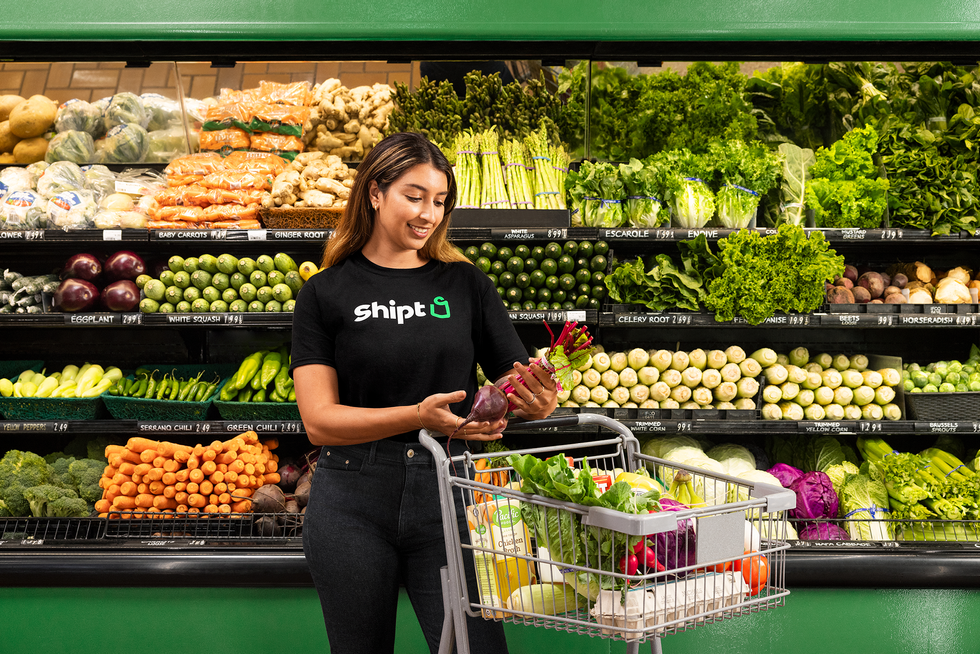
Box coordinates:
[528,393,536,404]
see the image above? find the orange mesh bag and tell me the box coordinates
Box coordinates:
[221,151,289,177]
[155,205,206,223]
[200,170,273,192]
[203,203,260,222]
[249,103,311,136]
[249,132,304,160]
[207,188,268,206]
[164,152,227,177]
[203,102,253,132]
[199,128,251,155]
[154,185,212,207]
[258,80,313,106]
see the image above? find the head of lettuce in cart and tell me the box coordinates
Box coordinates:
[288,131,559,653]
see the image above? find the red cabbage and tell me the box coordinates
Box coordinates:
[653,498,697,573]
[767,462,805,488]
[798,522,850,541]
[788,471,839,521]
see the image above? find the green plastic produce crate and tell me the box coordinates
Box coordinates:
[0,395,106,421]
[213,380,301,421]
[103,364,235,421]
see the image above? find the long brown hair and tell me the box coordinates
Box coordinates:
[320,132,468,268]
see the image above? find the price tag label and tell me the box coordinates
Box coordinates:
[121,313,141,325]
[600,228,652,240]
[955,315,978,326]
[210,229,227,240]
[626,420,671,433]
[900,314,956,326]
[840,228,868,240]
[138,422,199,433]
[271,230,329,240]
[102,229,122,241]
[798,421,852,434]
[25,230,44,241]
[114,180,145,195]
[918,422,969,433]
[247,229,268,241]
[565,310,587,322]
[675,421,693,432]
[879,229,903,240]
[20,539,44,546]
[858,421,883,433]
[65,314,118,325]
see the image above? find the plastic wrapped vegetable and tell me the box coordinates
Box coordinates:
[45,130,96,164]
[0,190,48,229]
[92,210,147,229]
[26,162,49,189]
[618,157,668,228]
[95,123,149,164]
[82,165,116,201]
[709,140,783,229]
[788,471,839,522]
[654,498,697,574]
[798,522,850,541]
[146,127,194,163]
[0,167,32,196]
[140,93,182,131]
[36,161,86,198]
[54,99,104,137]
[102,92,149,130]
[47,189,98,229]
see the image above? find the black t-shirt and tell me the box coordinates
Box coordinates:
[290,251,528,442]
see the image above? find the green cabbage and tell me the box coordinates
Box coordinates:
[103,93,149,130]
[45,131,95,165]
[706,444,756,469]
[55,99,104,137]
[96,123,149,164]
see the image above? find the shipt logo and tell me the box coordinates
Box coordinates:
[353,296,451,323]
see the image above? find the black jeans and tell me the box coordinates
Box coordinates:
[303,437,509,654]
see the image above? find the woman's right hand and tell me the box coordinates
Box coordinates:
[418,390,505,440]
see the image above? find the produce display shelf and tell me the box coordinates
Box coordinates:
[593,227,952,244]
[0,420,305,435]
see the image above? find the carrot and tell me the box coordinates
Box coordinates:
[163,485,177,499]
[193,444,206,457]
[187,493,206,508]
[263,437,279,449]
[186,482,200,495]
[210,471,225,484]
[255,462,267,475]
[204,504,219,514]
[209,440,224,453]
[216,452,237,465]
[134,463,153,476]
[266,459,278,473]
[217,492,232,505]
[175,491,189,505]
[244,463,256,476]
[175,469,190,482]
[229,460,245,474]
[226,483,236,492]
[111,472,130,487]
[189,468,205,483]
[131,473,142,484]
[149,481,166,495]
[163,459,180,473]
[119,481,138,497]
[94,499,111,513]
[113,496,137,510]
[241,430,259,443]
[222,437,242,452]
[174,450,190,464]
[152,456,167,469]
[217,463,228,473]
[202,449,217,462]
[232,487,252,498]
[105,444,126,457]
[120,449,142,464]
[218,504,232,514]
[126,437,161,453]
[187,507,200,514]
[175,482,187,492]
[187,454,201,470]
[139,449,159,464]
[214,482,228,494]
[108,454,124,468]
[201,460,217,476]
[200,480,214,496]
[231,500,251,512]
[105,484,121,502]
[224,470,238,483]
[238,452,255,464]
[137,483,149,495]
[209,494,220,505]
[135,494,155,509]
[153,496,178,510]
[116,461,136,476]
[147,468,165,481]
[162,472,177,486]
[176,504,189,513]
[264,472,281,485]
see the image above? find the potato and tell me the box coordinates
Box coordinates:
[9,95,57,138]
[13,136,48,164]
[0,153,15,164]
[0,95,25,122]
[0,120,20,153]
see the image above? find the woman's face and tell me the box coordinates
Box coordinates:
[367,163,449,257]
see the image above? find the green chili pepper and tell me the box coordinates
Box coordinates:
[250,366,264,390]
[269,387,284,402]
[177,378,196,401]
[168,376,181,400]
[232,351,267,391]
[287,388,296,402]
[131,375,147,398]
[145,371,158,399]
[259,351,282,389]
[193,381,210,402]
[252,388,267,403]
[274,361,291,399]
[238,387,253,403]
[203,381,218,400]
[156,373,171,400]
[219,379,237,402]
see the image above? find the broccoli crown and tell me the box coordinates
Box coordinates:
[21,485,83,518]
[0,451,55,516]
[0,498,12,518]
[67,458,105,504]
[49,456,77,488]
[47,495,90,518]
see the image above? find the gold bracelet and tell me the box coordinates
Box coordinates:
[416,402,430,431]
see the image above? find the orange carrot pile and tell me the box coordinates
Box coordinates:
[95,431,280,518]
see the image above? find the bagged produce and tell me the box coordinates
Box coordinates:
[222,151,288,177]
[47,189,99,229]
[0,166,32,195]
[102,92,150,130]
[203,102,253,133]
[82,164,116,201]
[140,92,182,131]
[165,152,227,178]
[37,160,86,198]
[0,189,47,229]
[201,169,272,191]
[54,99,104,137]
[95,123,149,164]
[258,80,313,106]
[45,130,95,164]
[199,127,250,155]
[92,210,147,229]
[26,161,48,188]
[249,103,310,137]
[249,132,303,160]
[146,126,196,163]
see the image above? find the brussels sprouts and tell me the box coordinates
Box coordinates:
[45,130,96,164]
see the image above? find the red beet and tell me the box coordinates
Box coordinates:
[892,273,909,289]
[852,286,872,303]
[858,272,885,299]
[834,277,854,289]
[827,286,855,304]
[450,385,509,438]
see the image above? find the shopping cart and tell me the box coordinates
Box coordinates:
[420,413,795,654]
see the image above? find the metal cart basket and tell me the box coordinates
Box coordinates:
[420,413,795,654]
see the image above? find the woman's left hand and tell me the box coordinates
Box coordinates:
[506,361,558,420]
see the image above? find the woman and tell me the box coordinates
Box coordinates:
[290,131,558,654]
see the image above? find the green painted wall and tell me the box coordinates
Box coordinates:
[1,0,980,42]
[2,586,978,653]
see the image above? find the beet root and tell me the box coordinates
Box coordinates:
[451,384,509,437]
[827,286,856,304]
[858,272,885,299]
[852,286,872,303]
